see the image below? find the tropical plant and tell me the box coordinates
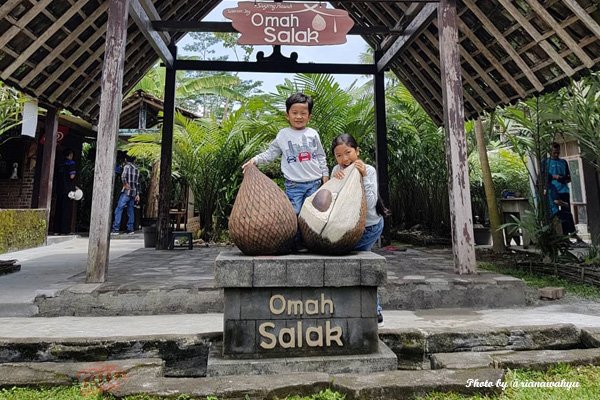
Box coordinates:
[127,104,271,240]
[559,72,600,171]
[384,83,449,234]
[0,82,26,139]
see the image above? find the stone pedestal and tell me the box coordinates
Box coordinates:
[210,250,396,375]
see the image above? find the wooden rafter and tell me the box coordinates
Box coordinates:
[462,0,544,92]
[0,0,54,49]
[563,0,600,39]
[496,0,574,77]
[129,0,173,68]
[19,3,110,87]
[1,0,89,80]
[524,0,593,68]
[377,3,437,72]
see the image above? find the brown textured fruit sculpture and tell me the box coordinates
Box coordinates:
[229,163,297,255]
[299,164,366,254]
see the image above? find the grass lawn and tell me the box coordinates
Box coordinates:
[1,364,599,399]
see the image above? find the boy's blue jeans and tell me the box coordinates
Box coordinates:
[284,179,321,215]
[112,192,135,232]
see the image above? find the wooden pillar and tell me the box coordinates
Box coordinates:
[373,50,391,245]
[38,107,58,233]
[86,0,130,283]
[438,0,477,274]
[156,44,177,249]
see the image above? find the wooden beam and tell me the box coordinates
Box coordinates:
[151,20,392,35]
[174,60,377,75]
[462,0,544,92]
[87,0,131,283]
[157,45,177,250]
[525,0,593,68]
[438,0,476,274]
[497,0,574,76]
[373,51,390,244]
[0,0,23,20]
[563,0,600,38]
[38,108,58,221]
[377,3,437,72]
[380,3,421,50]
[129,0,173,68]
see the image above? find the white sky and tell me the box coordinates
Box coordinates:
[178,0,370,92]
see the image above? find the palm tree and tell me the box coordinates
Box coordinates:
[127,103,271,240]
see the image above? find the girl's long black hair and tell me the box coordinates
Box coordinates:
[331,133,390,217]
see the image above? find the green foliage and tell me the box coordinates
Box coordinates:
[500,209,572,263]
[559,72,600,171]
[385,84,448,233]
[469,148,530,199]
[0,81,26,139]
[479,262,600,300]
[419,364,600,399]
[0,209,46,254]
[583,240,600,265]
[128,106,271,241]
[282,389,345,400]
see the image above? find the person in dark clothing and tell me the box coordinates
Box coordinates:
[55,148,78,234]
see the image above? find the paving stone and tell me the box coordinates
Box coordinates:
[538,286,565,300]
[0,358,164,388]
[581,327,600,348]
[492,348,600,370]
[431,351,513,369]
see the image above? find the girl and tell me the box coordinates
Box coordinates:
[331,133,387,326]
[331,133,386,251]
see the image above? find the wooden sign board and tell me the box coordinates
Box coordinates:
[223,2,354,46]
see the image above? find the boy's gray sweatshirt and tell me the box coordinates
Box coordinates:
[253,127,329,182]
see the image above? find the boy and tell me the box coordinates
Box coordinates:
[243,93,329,214]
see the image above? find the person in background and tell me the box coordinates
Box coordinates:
[545,142,581,241]
[55,148,78,234]
[331,133,389,327]
[111,154,140,235]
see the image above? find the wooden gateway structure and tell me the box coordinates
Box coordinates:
[1,0,599,281]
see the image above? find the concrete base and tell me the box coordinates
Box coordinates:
[206,339,398,376]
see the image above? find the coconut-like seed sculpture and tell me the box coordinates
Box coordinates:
[299,164,366,254]
[229,163,297,255]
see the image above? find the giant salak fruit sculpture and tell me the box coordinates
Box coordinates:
[229,163,297,255]
[299,164,366,254]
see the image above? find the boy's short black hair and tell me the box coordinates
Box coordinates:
[286,92,313,114]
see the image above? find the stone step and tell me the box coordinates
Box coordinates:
[431,347,600,370]
[0,333,220,377]
[0,358,164,389]
[0,324,583,374]
[109,368,504,400]
[207,339,398,376]
[383,273,529,310]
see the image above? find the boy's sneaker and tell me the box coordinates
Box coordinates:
[110,231,120,236]
[377,311,384,328]
[126,231,135,235]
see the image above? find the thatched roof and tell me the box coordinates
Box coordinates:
[1,0,599,124]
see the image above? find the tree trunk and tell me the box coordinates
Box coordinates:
[144,161,160,219]
[475,117,505,253]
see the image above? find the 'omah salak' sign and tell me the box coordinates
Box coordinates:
[223,2,354,46]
